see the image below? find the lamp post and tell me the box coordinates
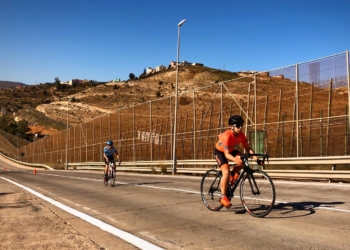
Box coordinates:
[65,98,72,170]
[16,134,18,160]
[172,19,186,174]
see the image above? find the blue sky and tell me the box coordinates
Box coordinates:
[1,0,349,85]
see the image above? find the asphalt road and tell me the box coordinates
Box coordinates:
[1,157,350,250]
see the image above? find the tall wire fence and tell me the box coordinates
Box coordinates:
[1,51,349,167]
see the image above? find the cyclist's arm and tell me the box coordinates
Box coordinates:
[103,151,108,162]
[114,150,121,163]
[224,149,236,162]
[245,148,266,165]
[246,147,258,161]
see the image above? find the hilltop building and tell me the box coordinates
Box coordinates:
[146,61,204,75]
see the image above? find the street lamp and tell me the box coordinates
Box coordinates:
[172,19,186,174]
[65,98,72,170]
[16,134,19,160]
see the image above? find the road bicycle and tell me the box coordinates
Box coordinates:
[104,160,120,187]
[200,154,275,218]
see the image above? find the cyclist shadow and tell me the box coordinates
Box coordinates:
[116,181,173,186]
[224,201,344,218]
[0,192,14,196]
[268,201,344,218]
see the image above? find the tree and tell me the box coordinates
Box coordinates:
[55,77,61,90]
[17,119,30,134]
[139,68,147,78]
[129,73,135,80]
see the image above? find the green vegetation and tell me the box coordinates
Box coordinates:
[17,108,66,131]
[129,73,136,80]
[0,114,31,141]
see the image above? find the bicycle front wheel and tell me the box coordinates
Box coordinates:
[240,169,275,218]
[104,173,108,186]
[110,169,116,187]
[200,169,224,211]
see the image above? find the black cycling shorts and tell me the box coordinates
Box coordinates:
[214,148,241,167]
[104,157,115,164]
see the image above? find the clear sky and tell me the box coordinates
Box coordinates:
[1,0,349,85]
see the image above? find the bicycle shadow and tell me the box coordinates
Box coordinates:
[268,201,344,218]
[224,201,344,218]
[115,181,173,186]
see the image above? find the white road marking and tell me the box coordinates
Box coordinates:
[6,170,350,214]
[0,176,164,250]
[273,180,350,188]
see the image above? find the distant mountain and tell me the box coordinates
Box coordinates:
[0,81,27,88]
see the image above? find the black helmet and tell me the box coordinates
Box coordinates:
[106,140,113,146]
[228,115,244,126]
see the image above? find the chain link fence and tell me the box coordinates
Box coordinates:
[0,51,349,168]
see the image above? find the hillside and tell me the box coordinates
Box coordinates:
[0,81,26,88]
[1,64,348,145]
[34,65,240,126]
[0,66,238,138]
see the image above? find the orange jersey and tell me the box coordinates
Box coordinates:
[215,130,250,153]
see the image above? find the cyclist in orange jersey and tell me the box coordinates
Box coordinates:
[214,115,260,208]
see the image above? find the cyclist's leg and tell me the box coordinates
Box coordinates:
[103,158,108,174]
[104,158,109,180]
[214,149,231,207]
[230,150,243,174]
[219,164,229,195]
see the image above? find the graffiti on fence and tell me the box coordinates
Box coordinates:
[137,131,162,145]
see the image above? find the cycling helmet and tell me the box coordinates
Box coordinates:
[228,115,244,126]
[106,140,113,146]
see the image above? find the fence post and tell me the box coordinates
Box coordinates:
[296,63,299,157]
[133,106,135,161]
[150,101,153,161]
[320,110,323,156]
[308,83,314,156]
[193,89,196,159]
[346,50,350,131]
[345,106,349,155]
[326,78,333,156]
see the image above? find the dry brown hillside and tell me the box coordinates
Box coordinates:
[35,65,239,127]
[10,64,349,140]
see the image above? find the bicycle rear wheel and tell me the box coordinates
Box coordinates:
[200,169,224,211]
[110,169,116,187]
[240,169,275,218]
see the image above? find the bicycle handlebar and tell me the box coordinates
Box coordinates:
[240,153,269,165]
[107,160,121,166]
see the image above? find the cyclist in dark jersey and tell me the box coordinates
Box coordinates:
[214,115,260,208]
[103,140,121,181]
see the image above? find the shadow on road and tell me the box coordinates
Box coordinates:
[0,192,14,196]
[115,181,173,186]
[216,201,345,218]
[268,201,344,218]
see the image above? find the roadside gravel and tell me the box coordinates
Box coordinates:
[0,179,104,250]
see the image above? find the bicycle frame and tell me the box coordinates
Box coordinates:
[104,161,117,187]
[227,154,268,199]
[108,162,116,176]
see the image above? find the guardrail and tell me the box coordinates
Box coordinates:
[1,152,349,181]
[68,156,350,181]
[0,152,54,170]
